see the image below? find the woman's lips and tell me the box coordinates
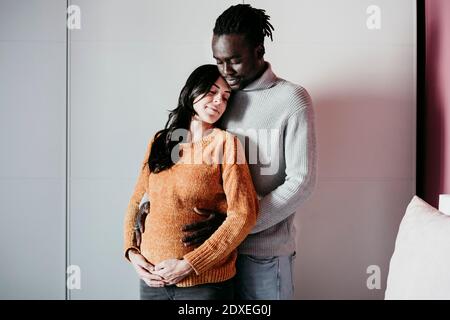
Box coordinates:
[205,106,220,115]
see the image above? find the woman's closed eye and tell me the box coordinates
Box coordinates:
[208,91,228,101]
[214,93,229,102]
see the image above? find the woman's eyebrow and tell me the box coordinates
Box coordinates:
[211,83,231,93]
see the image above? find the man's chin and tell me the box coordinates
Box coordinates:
[229,83,241,91]
[226,78,241,90]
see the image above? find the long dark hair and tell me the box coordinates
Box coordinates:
[147,64,221,173]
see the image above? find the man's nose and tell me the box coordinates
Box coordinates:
[222,62,234,75]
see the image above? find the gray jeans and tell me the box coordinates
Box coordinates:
[234,252,296,300]
[140,278,234,300]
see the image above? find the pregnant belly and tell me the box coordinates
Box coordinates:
[140,213,200,265]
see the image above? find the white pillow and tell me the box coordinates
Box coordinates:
[385,196,450,299]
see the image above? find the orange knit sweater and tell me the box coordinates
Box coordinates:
[123,128,258,287]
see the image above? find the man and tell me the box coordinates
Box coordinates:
[134,4,316,300]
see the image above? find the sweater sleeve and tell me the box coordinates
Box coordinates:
[123,138,152,259]
[183,135,259,275]
[250,92,317,234]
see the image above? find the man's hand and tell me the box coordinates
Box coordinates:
[128,249,165,287]
[181,207,226,247]
[133,201,150,247]
[152,259,194,286]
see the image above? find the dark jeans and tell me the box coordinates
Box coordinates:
[234,252,296,300]
[140,278,234,300]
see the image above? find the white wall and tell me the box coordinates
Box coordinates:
[0,0,66,299]
[0,0,416,299]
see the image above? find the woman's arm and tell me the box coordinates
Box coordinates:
[182,134,259,275]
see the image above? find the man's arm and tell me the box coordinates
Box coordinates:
[250,97,317,234]
[181,208,226,247]
[133,199,150,247]
[123,139,152,259]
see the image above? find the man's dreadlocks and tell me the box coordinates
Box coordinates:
[213,4,274,48]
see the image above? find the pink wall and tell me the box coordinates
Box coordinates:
[424,0,450,207]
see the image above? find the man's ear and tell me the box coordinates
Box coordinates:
[255,44,265,59]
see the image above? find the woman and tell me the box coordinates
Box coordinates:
[123,64,259,300]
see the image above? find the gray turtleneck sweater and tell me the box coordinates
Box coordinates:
[219,62,317,256]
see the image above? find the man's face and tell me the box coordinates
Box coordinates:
[212,34,263,90]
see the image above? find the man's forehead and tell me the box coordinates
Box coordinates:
[214,33,242,39]
[213,52,241,60]
[212,35,248,58]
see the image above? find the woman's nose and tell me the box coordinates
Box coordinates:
[213,94,222,105]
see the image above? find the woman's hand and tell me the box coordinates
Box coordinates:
[153,259,194,286]
[128,249,165,287]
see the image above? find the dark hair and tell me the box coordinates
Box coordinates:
[213,4,274,48]
[147,64,221,173]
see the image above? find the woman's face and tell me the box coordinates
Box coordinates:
[193,76,231,124]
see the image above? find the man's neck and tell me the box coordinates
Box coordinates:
[243,61,268,89]
[255,61,268,80]
[239,60,269,90]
